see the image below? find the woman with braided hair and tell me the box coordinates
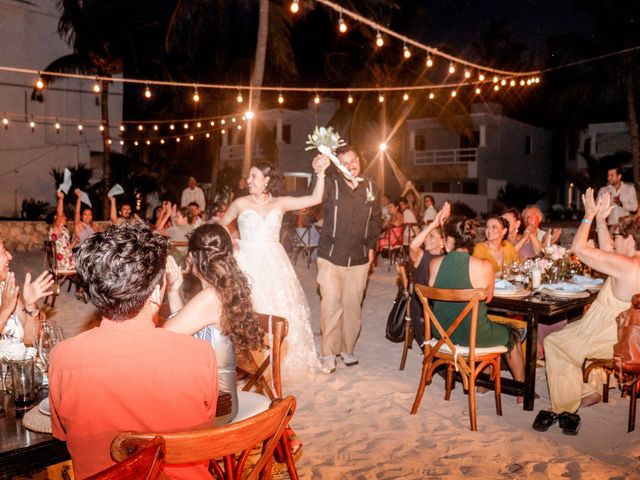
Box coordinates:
[163,224,264,423]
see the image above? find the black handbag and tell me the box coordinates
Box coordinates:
[385,285,410,343]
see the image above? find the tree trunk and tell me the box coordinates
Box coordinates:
[101,79,111,219]
[626,72,640,190]
[242,0,269,175]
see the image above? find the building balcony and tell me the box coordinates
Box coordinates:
[412,147,477,165]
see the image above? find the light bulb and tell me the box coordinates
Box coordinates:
[378,94,384,103]
[189,135,194,141]
[448,62,456,74]
[119,125,125,131]
[236,93,243,103]
[450,91,457,98]
[55,122,61,132]
[278,93,284,104]
[144,86,151,98]
[493,76,499,83]
[494,85,500,91]
[237,125,242,130]
[160,139,165,144]
[375,31,384,48]
[475,88,481,94]
[30,120,36,131]
[403,44,411,59]
[183,123,189,129]
[107,138,112,144]
[520,79,526,86]
[153,125,158,131]
[176,137,180,143]
[77,124,83,132]
[221,129,226,134]
[210,121,215,126]
[526,79,532,85]
[99,125,105,132]
[338,16,347,33]
[196,122,202,128]
[2,116,8,129]
[379,143,387,151]
[232,117,236,123]
[403,93,409,101]
[221,119,226,125]
[428,92,435,100]
[35,78,44,90]
[290,0,299,13]
[138,124,143,131]
[93,83,101,93]
[193,89,199,102]
[426,55,433,68]
[314,94,320,104]
[169,124,175,130]
[509,80,516,87]
[479,74,485,81]
[205,133,210,138]
[134,141,139,146]
[464,70,471,79]
[500,79,507,86]
[245,111,255,120]
[347,95,354,104]
[120,140,124,146]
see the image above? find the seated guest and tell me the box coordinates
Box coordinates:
[378,201,404,251]
[473,216,519,273]
[188,201,204,227]
[48,191,75,271]
[538,189,640,433]
[519,205,561,260]
[72,189,96,247]
[501,208,526,252]
[155,204,194,253]
[49,223,218,479]
[408,202,449,347]
[399,196,419,245]
[381,194,391,223]
[422,195,437,224]
[0,239,53,347]
[109,195,133,226]
[429,217,525,399]
[163,224,264,424]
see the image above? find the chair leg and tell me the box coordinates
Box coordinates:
[494,358,503,417]
[603,371,610,403]
[411,362,430,414]
[468,373,477,431]
[399,321,413,371]
[629,377,640,433]
[279,432,300,480]
[444,365,454,401]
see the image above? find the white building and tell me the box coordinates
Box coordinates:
[405,103,552,213]
[0,0,122,217]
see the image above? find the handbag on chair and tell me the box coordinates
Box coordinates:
[385,285,410,343]
[614,294,640,373]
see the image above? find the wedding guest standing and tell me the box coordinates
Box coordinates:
[317,145,381,374]
[181,176,206,211]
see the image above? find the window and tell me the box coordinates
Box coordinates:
[462,181,478,194]
[460,131,480,148]
[432,182,450,193]
[414,134,426,151]
[525,136,532,155]
[282,124,291,144]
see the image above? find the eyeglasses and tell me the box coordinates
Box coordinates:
[612,232,623,239]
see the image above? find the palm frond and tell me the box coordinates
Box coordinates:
[268,4,298,79]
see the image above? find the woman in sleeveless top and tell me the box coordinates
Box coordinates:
[408,202,450,347]
[163,224,264,424]
[429,217,525,396]
[473,216,518,274]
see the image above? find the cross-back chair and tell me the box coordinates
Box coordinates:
[398,261,414,371]
[43,240,79,308]
[110,396,297,480]
[87,436,165,480]
[378,225,406,270]
[410,285,507,431]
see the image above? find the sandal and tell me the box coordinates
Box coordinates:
[558,412,581,435]
[532,410,558,432]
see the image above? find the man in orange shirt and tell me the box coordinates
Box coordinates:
[49,223,218,480]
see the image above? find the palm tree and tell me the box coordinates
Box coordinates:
[37,0,125,218]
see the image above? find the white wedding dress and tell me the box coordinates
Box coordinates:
[236,209,320,382]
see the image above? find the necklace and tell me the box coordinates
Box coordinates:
[252,193,272,205]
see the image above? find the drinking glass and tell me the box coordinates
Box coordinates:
[38,324,62,375]
[10,355,35,410]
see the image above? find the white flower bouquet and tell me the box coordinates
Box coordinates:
[305,126,362,184]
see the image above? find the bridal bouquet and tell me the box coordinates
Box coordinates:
[305,126,362,184]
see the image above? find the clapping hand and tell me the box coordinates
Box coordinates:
[0,272,18,318]
[581,187,601,220]
[22,271,54,307]
[435,202,451,226]
[165,256,183,293]
[596,191,615,222]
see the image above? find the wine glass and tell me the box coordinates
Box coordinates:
[37,324,62,375]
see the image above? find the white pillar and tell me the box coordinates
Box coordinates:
[276,114,283,143]
[408,130,415,150]
[479,125,487,147]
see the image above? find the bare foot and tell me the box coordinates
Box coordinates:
[579,392,601,408]
[477,386,490,395]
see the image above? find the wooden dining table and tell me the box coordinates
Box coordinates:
[0,388,69,479]
[487,291,597,411]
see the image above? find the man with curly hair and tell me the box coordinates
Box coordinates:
[49,223,218,479]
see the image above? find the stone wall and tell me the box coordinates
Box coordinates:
[0,221,112,252]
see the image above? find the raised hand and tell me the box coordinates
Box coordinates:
[436,202,451,226]
[0,272,19,318]
[581,187,600,219]
[596,191,615,221]
[22,271,54,307]
[312,154,331,174]
[56,191,65,200]
[165,256,183,293]
[75,188,81,198]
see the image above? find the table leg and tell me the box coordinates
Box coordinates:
[523,312,538,411]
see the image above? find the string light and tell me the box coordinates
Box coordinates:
[231,117,236,123]
[55,121,61,133]
[183,123,189,129]
[290,0,300,13]
[189,135,194,141]
[107,138,112,145]
[153,124,158,131]
[500,79,507,86]
[193,86,200,103]
[175,137,180,143]
[93,82,101,93]
[479,73,485,81]
[119,140,124,146]
[205,133,210,138]
[144,83,152,98]
[134,140,139,146]
[347,95,354,104]
[196,121,202,128]
[520,79,525,86]
[314,94,320,104]
[448,62,456,74]
[169,124,175,130]
[426,55,433,68]
[245,111,255,120]
[35,75,44,90]
[338,14,347,33]
[210,121,215,126]
[30,118,35,132]
[236,92,243,103]
[138,124,144,131]
[278,92,284,104]
[494,85,499,91]
[221,119,226,125]
[99,124,105,132]
[237,125,242,130]
[493,76,499,83]
[375,31,384,48]
[403,93,409,101]
[221,129,226,134]
[475,87,481,94]
[378,94,384,103]
[160,139,165,144]
[403,44,411,59]
[509,80,516,87]
[428,92,435,100]
[450,91,457,98]
[120,125,125,132]
[2,115,7,129]
[77,124,83,134]
[464,70,471,79]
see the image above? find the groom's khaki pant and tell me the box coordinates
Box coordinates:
[317,258,370,357]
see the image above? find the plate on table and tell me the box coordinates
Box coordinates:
[494,288,530,298]
[569,275,604,292]
[38,397,51,416]
[540,288,591,299]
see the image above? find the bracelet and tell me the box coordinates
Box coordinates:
[581,218,592,224]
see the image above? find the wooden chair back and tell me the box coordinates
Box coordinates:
[398,261,413,371]
[110,396,296,480]
[87,436,165,480]
[236,313,288,399]
[415,285,487,382]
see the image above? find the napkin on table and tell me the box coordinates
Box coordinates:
[570,275,604,286]
[541,282,587,292]
[494,279,517,290]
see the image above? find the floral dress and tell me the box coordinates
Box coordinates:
[49,226,75,271]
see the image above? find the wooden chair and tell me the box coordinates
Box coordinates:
[87,436,165,480]
[411,285,507,431]
[43,240,79,308]
[398,262,414,371]
[378,225,405,271]
[582,358,640,432]
[110,396,297,480]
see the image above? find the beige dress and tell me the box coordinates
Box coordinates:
[544,276,635,413]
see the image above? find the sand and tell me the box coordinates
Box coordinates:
[13,250,640,480]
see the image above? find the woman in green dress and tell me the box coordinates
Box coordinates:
[429,216,525,400]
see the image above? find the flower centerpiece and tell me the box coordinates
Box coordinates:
[305,126,362,184]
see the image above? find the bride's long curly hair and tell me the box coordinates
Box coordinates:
[187,224,264,355]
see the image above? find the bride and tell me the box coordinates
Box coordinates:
[221,155,330,382]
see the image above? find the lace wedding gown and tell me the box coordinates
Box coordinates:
[236,209,320,382]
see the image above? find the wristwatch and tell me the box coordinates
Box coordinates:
[23,306,40,317]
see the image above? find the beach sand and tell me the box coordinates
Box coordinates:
[14,250,640,479]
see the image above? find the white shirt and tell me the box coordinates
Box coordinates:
[423,205,437,223]
[402,209,418,245]
[181,186,206,211]
[597,182,638,225]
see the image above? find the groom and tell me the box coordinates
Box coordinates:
[316,144,381,374]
